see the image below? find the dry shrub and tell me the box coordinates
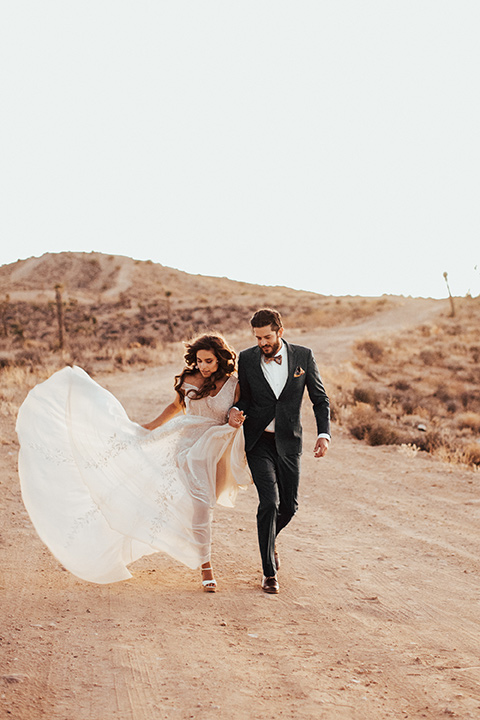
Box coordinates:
[353,385,380,407]
[401,399,417,415]
[355,340,384,362]
[415,430,447,453]
[418,324,433,337]
[456,412,480,433]
[14,348,45,367]
[348,403,376,441]
[462,443,480,466]
[393,380,411,391]
[114,348,153,367]
[135,335,157,348]
[366,421,405,446]
[461,390,480,413]
[419,349,444,365]
[348,402,405,446]
[470,345,480,363]
[432,385,454,405]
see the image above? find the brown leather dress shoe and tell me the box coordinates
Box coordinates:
[262,576,279,594]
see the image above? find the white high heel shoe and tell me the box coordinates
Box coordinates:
[201,566,217,593]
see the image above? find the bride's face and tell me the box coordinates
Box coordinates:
[197,349,219,378]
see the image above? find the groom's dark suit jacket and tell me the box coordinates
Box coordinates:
[237,340,330,457]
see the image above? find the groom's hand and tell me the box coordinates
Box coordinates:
[228,408,245,428]
[314,437,329,458]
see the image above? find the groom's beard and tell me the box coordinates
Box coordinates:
[260,338,281,358]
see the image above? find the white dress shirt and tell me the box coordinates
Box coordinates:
[261,340,330,441]
[261,340,288,432]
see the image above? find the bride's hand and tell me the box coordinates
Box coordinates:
[228,409,245,428]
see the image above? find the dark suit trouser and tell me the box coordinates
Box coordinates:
[246,432,301,578]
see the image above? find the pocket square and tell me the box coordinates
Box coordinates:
[294,366,305,378]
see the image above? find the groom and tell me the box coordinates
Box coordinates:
[229,308,330,594]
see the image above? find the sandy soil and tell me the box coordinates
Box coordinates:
[2,298,480,720]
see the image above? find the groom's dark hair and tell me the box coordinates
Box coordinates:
[250,308,283,332]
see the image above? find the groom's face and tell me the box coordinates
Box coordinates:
[254,325,284,358]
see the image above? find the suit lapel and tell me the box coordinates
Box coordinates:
[279,341,297,399]
[251,346,277,398]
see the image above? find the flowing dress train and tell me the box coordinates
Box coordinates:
[16,366,250,584]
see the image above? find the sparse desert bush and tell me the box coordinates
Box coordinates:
[401,398,417,415]
[460,390,480,412]
[419,349,444,365]
[355,340,384,362]
[348,403,377,441]
[14,348,45,367]
[393,380,411,392]
[335,297,480,464]
[411,429,447,453]
[347,403,406,446]
[352,385,381,407]
[365,420,405,446]
[470,345,480,362]
[456,412,480,433]
[431,384,453,404]
[136,335,157,347]
[462,443,480,466]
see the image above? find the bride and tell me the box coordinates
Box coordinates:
[16,334,250,590]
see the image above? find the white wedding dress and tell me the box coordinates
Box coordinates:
[16,366,250,584]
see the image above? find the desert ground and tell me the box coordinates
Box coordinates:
[1,298,480,720]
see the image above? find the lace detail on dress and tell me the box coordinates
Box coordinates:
[65,504,101,548]
[150,478,177,536]
[84,433,130,469]
[82,427,164,471]
[183,376,237,423]
[28,442,75,466]
[149,437,183,538]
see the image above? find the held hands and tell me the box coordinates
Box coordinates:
[314,437,330,458]
[228,408,246,428]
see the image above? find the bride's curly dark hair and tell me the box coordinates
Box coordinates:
[174,334,237,407]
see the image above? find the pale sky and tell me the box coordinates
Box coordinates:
[1,2,479,298]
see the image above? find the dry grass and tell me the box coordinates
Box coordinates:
[4,252,478,468]
[456,412,480,433]
[329,296,480,468]
[0,251,397,383]
[284,296,391,330]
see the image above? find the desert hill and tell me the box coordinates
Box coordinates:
[0,252,395,362]
[0,251,329,307]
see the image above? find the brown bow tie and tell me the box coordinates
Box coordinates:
[265,355,282,365]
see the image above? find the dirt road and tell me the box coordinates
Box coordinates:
[2,298,480,720]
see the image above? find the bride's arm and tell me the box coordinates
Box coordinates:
[141,394,183,430]
[228,380,245,427]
